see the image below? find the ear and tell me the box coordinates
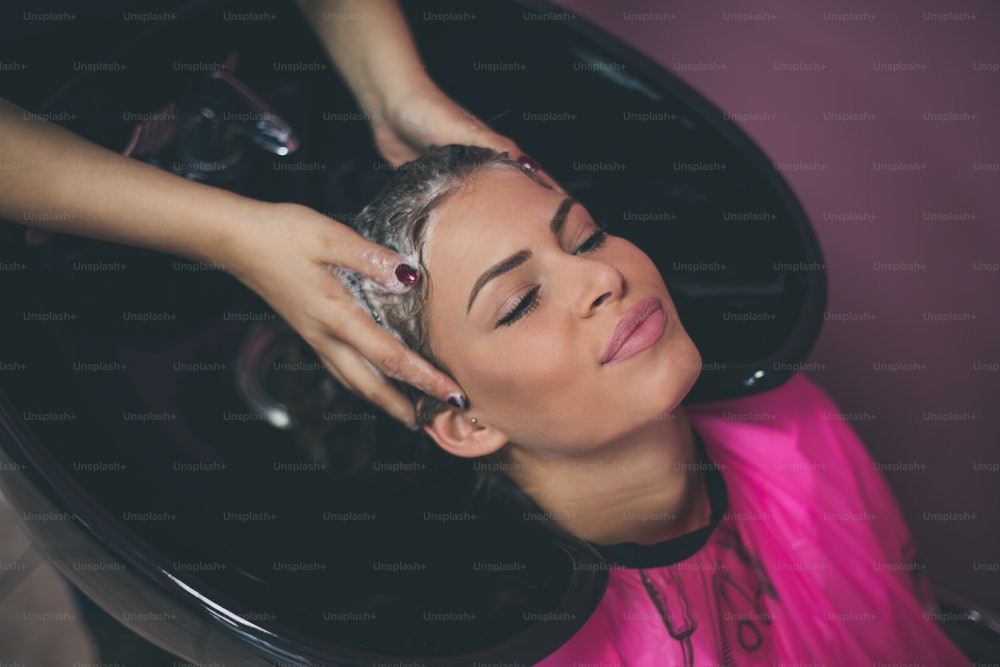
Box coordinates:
[421,408,508,460]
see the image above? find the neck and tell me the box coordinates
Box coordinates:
[510,407,709,546]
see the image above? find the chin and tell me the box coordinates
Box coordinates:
[655,333,703,413]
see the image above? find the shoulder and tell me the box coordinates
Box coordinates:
[684,372,841,445]
[686,372,840,422]
[685,372,880,477]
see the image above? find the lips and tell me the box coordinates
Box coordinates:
[601,297,664,365]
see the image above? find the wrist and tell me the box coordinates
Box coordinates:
[357,68,436,123]
[298,0,433,123]
[188,195,277,275]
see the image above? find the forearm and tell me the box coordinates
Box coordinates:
[0,97,260,266]
[295,0,432,116]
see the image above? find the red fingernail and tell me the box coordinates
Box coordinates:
[395,264,419,287]
[516,154,541,172]
[446,393,468,410]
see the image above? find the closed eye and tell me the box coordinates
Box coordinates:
[496,224,609,327]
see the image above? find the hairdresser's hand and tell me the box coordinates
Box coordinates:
[225,202,466,430]
[296,0,563,190]
[371,78,567,193]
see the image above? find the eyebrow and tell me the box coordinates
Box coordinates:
[466,197,578,315]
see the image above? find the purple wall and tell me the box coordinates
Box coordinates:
[549,0,1000,614]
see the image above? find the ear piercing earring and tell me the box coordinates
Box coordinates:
[470,417,478,424]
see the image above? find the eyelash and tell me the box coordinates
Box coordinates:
[497,224,609,328]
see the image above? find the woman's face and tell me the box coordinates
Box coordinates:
[421,167,702,459]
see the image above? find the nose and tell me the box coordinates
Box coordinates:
[571,255,624,317]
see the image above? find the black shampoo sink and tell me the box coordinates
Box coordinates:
[0,0,825,664]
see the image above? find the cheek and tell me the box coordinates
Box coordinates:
[457,337,586,430]
[618,240,664,282]
[502,353,610,445]
[462,338,571,400]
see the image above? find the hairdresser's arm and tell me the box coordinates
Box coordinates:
[0,97,465,428]
[0,98,243,266]
[297,0,564,190]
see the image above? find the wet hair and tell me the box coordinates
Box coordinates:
[332,144,551,501]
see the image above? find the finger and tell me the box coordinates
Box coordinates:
[316,340,421,431]
[440,112,569,193]
[321,223,419,295]
[338,310,468,411]
[504,148,568,195]
[320,265,466,410]
[469,133,569,195]
[315,350,357,395]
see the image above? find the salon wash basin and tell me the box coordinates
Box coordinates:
[0,0,831,664]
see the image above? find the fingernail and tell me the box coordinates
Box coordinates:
[446,392,468,410]
[395,263,419,288]
[405,421,421,432]
[516,154,541,172]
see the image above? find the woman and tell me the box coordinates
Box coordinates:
[337,144,972,665]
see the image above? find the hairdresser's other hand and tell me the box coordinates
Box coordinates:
[295,0,564,189]
[225,202,466,430]
[371,78,567,193]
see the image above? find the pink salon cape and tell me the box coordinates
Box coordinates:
[534,372,970,666]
